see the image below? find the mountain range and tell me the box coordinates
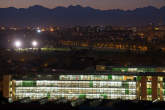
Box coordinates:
[0,5,165,27]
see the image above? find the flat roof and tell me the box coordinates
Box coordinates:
[6,71,165,80]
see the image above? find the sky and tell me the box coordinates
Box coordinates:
[0,0,165,10]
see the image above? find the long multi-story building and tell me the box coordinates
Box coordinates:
[1,67,165,103]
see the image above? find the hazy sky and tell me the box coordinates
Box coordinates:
[0,0,165,10]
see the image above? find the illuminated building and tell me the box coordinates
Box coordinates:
[1,67,165,102]
[9,27,17,31]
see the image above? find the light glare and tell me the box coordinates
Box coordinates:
[37,29,41,33]
[32,41,38,47]
[15,41,22,48]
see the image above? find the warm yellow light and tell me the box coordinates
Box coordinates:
[1,27,5,30]
[44,63,48,67]
[50,28,54,32]
[155,27,159,31]
[41,28,45,32]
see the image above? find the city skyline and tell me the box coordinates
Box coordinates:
[0,0,165,10]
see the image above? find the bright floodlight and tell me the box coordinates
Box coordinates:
[32,41,38,47]
[37,29,41,33]
[14,41,22,48]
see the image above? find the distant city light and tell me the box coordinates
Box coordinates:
[37,29,41,33]
[32,41,38,47]
[50,28,54,32]
[155,27,159,31]
[41,28,45,32]
[14,40,22,48]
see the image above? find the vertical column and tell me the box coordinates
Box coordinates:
[141,76,147,100]
[12,80,16,101]
[152,76,158,101]
[136,81,141,100]
[136,76,141,100]
[3,75,11,98]
[160,79,163,101]
[0,81,2,92]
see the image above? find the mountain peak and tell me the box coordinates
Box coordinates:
[29,5,47,9]
[0,5,164,26]
[68,5,83,8]
[7,7,17,10]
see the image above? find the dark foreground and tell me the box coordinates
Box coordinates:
[1,100,165,110]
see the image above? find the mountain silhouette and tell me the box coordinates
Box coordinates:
[0,5,164,27]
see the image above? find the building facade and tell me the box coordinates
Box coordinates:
[2,68,165,102]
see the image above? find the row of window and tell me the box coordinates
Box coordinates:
[111,68,156,73]
[15,80,136,88]
[15,87,136,95]
[59,75,136,81]
[15,93,137,100]
[59,75,165,81]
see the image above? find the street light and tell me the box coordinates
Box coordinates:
[14,40,22,48]
[37,29,41,33]
[32,41,38,47]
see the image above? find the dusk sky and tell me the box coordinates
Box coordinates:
[0,0,165,10]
